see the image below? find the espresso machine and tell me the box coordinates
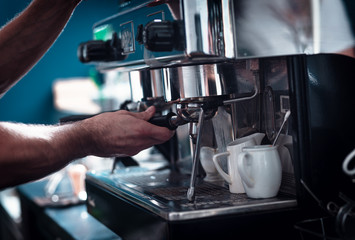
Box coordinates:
[77,0,355,239]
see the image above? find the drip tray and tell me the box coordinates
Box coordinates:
[86,167,297,222]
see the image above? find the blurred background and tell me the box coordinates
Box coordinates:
[344,0,355,39]
[0,0,119,124]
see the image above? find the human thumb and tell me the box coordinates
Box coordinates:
[135,106,156,121]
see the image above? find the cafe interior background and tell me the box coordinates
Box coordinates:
[0,0,120,124]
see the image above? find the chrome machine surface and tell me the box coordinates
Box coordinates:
[78,0,355,239]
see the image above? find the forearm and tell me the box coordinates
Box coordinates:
[338,47,355,58]
[0,121,88,188]
[0,0,81,96]
[0,108,174,189]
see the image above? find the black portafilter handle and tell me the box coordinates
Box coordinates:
[60,111,182,130]
[148,112,179,130]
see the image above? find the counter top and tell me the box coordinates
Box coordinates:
[14,179,121,240]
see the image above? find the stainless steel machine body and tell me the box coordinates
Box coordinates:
[82,0,315,69]
[78,0,355,239]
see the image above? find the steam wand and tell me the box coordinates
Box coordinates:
[272,110,291,146]
[187,108,205,202]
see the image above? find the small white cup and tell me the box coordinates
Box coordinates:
[237,145,282,198]
[212,133,265,193]
[200,146,224,182]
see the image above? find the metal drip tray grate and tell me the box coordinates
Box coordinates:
[149,184,228,200]
[146,184,250,208]
[87,168,297,221]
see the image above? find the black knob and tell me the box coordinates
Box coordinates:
[137,21,185,52]
[78,33,125,63]
[136,24,144,45]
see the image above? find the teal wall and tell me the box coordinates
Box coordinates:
[0,0,118,124]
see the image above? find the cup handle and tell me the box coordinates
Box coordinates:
[342,148,355,176]
[212,152,231,184]
[237,152,254,187]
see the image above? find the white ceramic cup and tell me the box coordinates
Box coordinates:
[200,146,224,183]
[212,133,265,193]
[237,145,282,199]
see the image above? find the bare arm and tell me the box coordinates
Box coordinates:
[0,0,81,97]
[0,107,174,189]
[338,47,355,58]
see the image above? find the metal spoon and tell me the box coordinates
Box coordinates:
[272,110,291,146]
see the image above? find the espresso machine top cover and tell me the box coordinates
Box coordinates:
[78,0,354,71]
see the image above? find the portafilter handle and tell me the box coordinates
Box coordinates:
[148,112,188,130]
[59,111,187,130]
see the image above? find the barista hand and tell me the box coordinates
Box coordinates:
[0,0,174,190]
[0,106,174,188]
[79,106,175,157]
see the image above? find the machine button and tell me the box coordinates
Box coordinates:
[137,20,185,52]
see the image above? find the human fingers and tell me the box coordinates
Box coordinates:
[118,106,175,140]
[117,115,174,146]
[128,106,156,121]
[123,129,174,156]
[143,123,175,143]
